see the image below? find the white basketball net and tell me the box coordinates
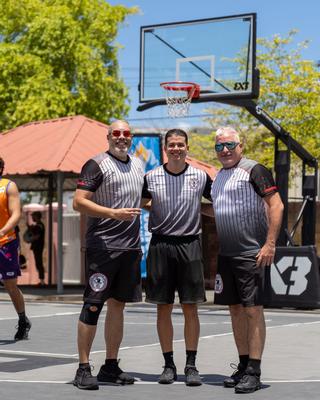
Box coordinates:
[161,82,197,118]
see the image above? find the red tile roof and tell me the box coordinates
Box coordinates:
[0,115,108,175]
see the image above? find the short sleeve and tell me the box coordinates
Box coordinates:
[142,175,152,199]
[76,159,103,192]
[249,164,278,197]
[202,173,213,201]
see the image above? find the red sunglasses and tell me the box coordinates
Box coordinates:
[111,129,131,138]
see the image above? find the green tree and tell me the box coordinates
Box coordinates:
[189,31,320,171]
[0,0,138,131]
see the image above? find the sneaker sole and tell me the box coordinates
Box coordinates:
[186,380,202,387]
[73,382,99,390]
[158,375,177,384]
[98,380,134,386]
[97,375,135,386]
[234,384,261,393]
[224,381,236,388]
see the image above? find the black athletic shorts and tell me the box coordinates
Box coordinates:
[83,248,142,304]
[145,235,206,304]
[214,253,265,307]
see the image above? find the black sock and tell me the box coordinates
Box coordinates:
[105,359,118,369]
[247,358,261,375]
[79,362,90,369]
[163,351,175,367]
[18,312,27,323]
[239,354,249,369]
[186,350,197,366]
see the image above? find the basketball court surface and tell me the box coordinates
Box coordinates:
[0,10,319,400]
[0,297,319,400]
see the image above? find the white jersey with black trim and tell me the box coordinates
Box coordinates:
[211,157,272,256]
[77,152,144,250]
[144,164,212,236]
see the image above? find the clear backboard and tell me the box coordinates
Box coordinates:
[138,13,258,111]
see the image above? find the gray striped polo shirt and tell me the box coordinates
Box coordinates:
[211,157,277,256]
[77,151,144,250]
[143,163,212,236]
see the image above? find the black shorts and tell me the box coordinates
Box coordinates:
[83,248,142,304]
[145,235,206,304]
[214,253,265,307]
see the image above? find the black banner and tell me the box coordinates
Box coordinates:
[265,246,320,309]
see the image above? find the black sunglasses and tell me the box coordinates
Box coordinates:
[215,141,240,152]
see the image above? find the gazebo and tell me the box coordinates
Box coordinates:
[0,116,110,293]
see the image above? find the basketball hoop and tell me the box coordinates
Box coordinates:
[160,81,200,118]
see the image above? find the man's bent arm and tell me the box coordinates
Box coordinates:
[73,189,141,221]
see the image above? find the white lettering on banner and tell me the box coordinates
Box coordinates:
[271,256,312,296]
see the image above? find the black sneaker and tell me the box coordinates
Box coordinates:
[184,365,202,386]
[14,318,31,341]
[234,372,261,393]
[158,365,177,384]
[97,362,135,385]
[73,366,99,390]
[224,363,246,388]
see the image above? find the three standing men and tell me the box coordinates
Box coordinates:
[73,120,144,390]
[73,122,283,392]
[211,127,284,393]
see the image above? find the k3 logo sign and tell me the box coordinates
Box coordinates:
[270,256,312,296]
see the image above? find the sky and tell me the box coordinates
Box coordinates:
[108,0,320,130]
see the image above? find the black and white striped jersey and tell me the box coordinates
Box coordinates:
[143,163,212,236]
[211,157,278,256]
[77,151,144,250]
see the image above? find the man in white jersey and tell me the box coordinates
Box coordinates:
[142,129,212,386]
[211,127,284,393]
[72,120,144,390]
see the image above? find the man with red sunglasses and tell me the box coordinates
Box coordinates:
[73,120,144,390]
[211,127,284,393]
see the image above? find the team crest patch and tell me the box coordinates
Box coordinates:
[214,274,223,294]
[89,273,108,292]
[188,177,200,190]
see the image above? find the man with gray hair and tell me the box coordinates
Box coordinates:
[211,127,284,393]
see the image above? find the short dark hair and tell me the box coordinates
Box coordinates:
[32,211,42,219]
[0,157,4,175]
[164,129,188,145]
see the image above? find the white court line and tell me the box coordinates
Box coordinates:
[84,319,320,356]
[0,379,320,385]
[0,312,79,321]
[267,320,320,329]
[1,320,318,359]
[0,350,77,358]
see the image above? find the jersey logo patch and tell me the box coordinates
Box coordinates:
[214,274,223,294]
[89,273,108,292]
[188,177,200,190]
